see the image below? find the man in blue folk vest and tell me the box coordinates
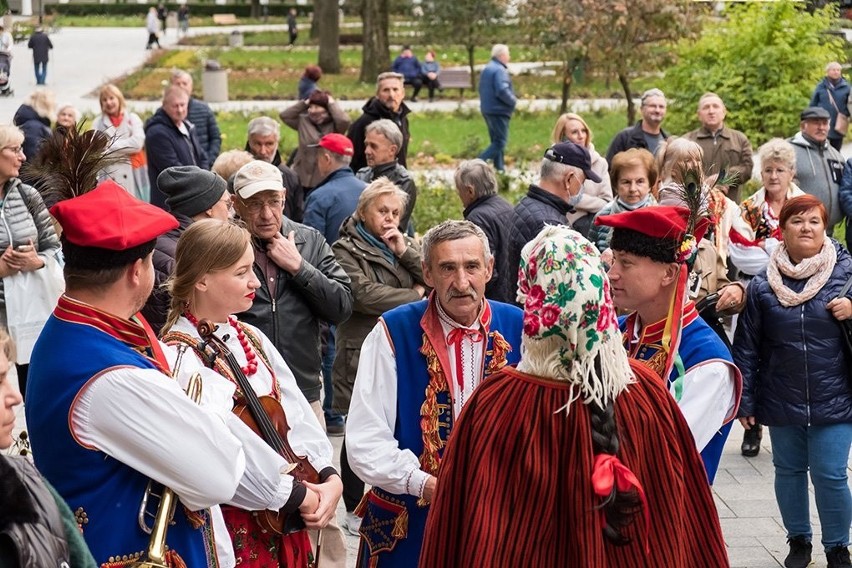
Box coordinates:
[26,178,322,567]
[345,220,523,567]
[596,206,742,484]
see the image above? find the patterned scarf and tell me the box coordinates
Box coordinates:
[767,238,836,307]
[515,226,633,413]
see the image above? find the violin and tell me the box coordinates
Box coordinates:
[196,318,320,535]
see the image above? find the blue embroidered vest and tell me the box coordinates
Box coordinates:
[620,305,738,484]
[356,299,523,568]
[26,316,215,567]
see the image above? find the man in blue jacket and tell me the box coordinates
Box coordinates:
[478,44,517,172]
[145,85,207,209]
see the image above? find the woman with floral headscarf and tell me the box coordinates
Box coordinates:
[420,226,728,567]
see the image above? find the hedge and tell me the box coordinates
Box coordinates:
[45,2,313,17]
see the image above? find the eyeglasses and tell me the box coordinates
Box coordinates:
[241,197,284,213]
[762,167,789,176]
[2,146,23,156]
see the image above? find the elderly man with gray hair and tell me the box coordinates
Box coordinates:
[244,115,305,221]
[455,159,515,303]
[606,87,669,165]
[355,118,417,233]
[170,69,222,163]
[347,71,412,172]
[478,43,517,172]
[508,141,601,303]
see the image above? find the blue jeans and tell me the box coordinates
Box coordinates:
[770,423,852,549]
[478,113,510,171]
[322,325,343,426]
[34,61,47,85]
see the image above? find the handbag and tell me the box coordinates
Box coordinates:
[826,89,849,136]
[4,254,64,364]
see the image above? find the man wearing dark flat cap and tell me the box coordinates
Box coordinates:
[141,165,232,332]
[789,106,845,238]
[506,141,601,303]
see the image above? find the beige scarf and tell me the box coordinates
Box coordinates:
[766,238,836,307]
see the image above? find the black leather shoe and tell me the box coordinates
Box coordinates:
[741,423,763,457]
[828,546,852,567]
[785,536,812,568]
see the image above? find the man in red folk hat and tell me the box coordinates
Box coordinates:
[25,178,319,567]
[595,205,742,484]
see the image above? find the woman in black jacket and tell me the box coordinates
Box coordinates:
[733,195,852,568]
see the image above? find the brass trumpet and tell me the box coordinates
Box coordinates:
[132,345,203,568]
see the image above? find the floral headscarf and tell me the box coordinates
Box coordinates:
[516,225,634,412]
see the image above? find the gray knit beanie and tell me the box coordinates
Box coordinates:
[157,166,227,217]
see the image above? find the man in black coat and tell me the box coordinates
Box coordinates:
[455,159,515,304]
[145,85,208,209]
[27,27,52,86]
[605,88,669,166]
[508,142,600,303]
[244,116,305,222]
[354,119,417,234]
[170,70,222,164]
[347,72,411,172]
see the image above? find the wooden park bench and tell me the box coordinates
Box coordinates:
[212,13,239,25]
[437,68,473,97]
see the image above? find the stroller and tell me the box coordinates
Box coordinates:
[0,51,13,97]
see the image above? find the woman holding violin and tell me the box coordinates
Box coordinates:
[161,219,343,567]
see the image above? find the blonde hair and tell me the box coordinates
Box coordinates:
[98,84,127,116]
[655,137,703,185]
[0,125,25,149]
[0,327,16,364]
[354,177,409,222]
[163,220,252,332]
[757,138,796,171]
[550,113,593,147]
[212,150,254,181]
[26,88,56,122]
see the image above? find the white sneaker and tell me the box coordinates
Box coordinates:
[341,511,361,537]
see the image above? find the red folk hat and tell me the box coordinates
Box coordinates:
[595,205,710,246]
[50,180,178,250]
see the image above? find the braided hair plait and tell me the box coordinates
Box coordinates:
[588,360,643,546]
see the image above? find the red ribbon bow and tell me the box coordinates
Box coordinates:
[446,327,483,388]
[591,453,650,553]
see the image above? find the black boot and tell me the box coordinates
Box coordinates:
[741,423,763,457]
[785,536,812,568]
[828,546,852,567]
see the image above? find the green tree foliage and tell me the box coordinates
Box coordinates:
[521,0,698,122]
[418,0,507,85]
[664,0,845,146]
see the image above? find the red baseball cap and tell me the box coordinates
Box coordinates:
[310,133,354,157]
[50,180,178,250]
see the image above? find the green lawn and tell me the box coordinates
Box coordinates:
[116,44,647,102]
[213,106,627,168]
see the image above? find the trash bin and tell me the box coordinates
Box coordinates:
[202,60,228,103]
[229,30,244,47]
[166,11,178,31]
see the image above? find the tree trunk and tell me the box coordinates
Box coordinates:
[250,0,260,19]
[359,0,390,83]
[317,0,340,73]
[310,10,320,40]
[617,72,635,125]
[468,44,476,90]
[561,66,572,115]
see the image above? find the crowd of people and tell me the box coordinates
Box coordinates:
[2,43,852,568]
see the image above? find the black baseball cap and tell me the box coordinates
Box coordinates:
[544,141,602,183]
